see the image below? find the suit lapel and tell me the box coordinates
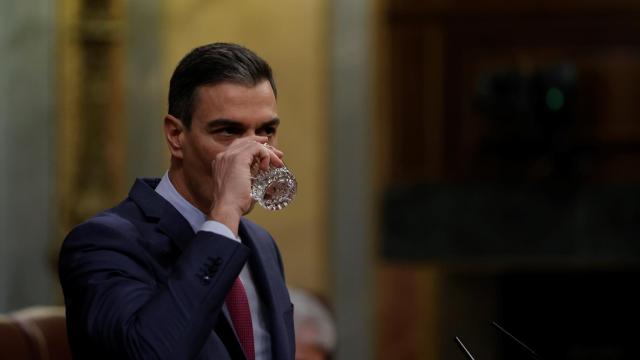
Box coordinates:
[128,178,194,251]
[238,219,291,359]
[238,220,280,310]
[214,314,247,360]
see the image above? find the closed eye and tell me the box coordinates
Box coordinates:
[257,119,280,137]
[257,125,277,137]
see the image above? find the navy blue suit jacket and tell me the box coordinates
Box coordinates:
[59,178,295,360]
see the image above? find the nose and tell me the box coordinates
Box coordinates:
[241,129,257,138]
[239,131,270,144]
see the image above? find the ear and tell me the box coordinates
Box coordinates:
[164,114,185,159]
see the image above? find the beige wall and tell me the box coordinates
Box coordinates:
[162,0,330,294]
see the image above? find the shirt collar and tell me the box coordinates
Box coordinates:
[155,171,206,233]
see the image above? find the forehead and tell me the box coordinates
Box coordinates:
[191,80,277,122]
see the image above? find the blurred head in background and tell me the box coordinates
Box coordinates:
[290,288,337,360]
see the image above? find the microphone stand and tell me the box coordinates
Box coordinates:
[491,321,542,359]
[454,336,477,360]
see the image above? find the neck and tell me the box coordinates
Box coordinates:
[167,166,211,215]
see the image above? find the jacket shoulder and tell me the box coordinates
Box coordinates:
[62,199,142,248]
[58,198,149,279]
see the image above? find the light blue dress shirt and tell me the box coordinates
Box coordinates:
[155,172,272,359]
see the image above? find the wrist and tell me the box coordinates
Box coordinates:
[208,203,241,236]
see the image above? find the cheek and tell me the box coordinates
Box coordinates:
[186,139,219,172]
[182,146,203,171]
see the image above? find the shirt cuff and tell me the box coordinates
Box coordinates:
[199,220,241,243]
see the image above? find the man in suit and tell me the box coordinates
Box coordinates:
[59,43,295,360]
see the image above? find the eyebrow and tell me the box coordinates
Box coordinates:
[205,118,280,129]
[260,118,280,128]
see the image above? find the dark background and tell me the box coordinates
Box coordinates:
[378,2,640,358]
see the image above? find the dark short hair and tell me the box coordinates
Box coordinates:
[168,43,277,128]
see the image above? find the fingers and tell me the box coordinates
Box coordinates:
[264,144,284,159]
[258,143,284,170]
[225,137,284,170]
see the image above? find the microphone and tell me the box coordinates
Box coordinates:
[491,321,542,359]
[454,336,476,360]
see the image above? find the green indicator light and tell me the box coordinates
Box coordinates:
[546,87,564,111]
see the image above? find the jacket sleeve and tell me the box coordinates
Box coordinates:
[58,212,250,360]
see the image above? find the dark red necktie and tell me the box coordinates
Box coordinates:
[225,278,255,360]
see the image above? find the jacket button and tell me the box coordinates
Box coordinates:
[199,274,211,285]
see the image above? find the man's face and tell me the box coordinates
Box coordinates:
[179,80,279,211]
